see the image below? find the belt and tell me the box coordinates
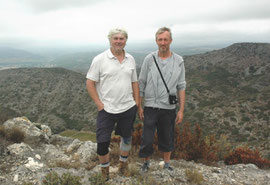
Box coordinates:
[145,107,175,111]
[146,107,163,111]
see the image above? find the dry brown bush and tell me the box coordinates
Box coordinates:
[6,127,25,143]
[224,146,270,169]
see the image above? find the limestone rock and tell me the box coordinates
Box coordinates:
[3,117,49,145]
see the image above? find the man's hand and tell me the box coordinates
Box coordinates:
[138,106,144,121]
[86,79,104,111]
[97,103,104,111]
[175,110,183,125]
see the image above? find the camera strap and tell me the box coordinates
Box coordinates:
[152,55,170,94]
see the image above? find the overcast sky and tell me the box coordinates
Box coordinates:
[0,0,270,50]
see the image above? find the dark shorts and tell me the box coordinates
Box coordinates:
[96,105,137,143]
[139,107,176,158]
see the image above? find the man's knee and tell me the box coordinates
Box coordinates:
[120,136,132,151]
[97,141,110,156]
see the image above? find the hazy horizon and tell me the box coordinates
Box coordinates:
[0,41,233,57]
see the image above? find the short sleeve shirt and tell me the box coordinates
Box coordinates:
[86,49,137,114]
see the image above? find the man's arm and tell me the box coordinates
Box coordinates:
[86,79,104,111]
[137,96,143,121]
[132,82,140,107]
[175,90,185,124]
[137,55,151,121]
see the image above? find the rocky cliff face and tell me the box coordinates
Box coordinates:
[1,117,269,185]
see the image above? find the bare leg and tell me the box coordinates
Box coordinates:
[164,151,171,163]
[120,150,128,157]
[99,153,109,164]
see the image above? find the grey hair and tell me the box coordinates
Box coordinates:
[155,27,172,40]
[108,28,128,40]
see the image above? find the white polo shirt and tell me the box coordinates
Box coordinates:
[86,49,137,114]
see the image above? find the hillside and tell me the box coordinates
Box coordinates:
[183,43,270,154]
[0,68,97,133]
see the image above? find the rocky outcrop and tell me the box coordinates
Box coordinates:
[0,117,97,185]
[4,117,50,145]
[0,117,269,185]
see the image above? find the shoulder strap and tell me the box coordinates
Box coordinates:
[152,55,170,94]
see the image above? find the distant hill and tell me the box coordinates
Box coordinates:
[0,45,220,74]
[183,43,270,153]
[50,50,148,75]
[0,68,97,133]
[185,43,270,74]
[0,47,48,69]
[48,51,100,74]
[0,47,42,59]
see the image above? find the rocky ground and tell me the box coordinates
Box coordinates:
[1,117,270,185]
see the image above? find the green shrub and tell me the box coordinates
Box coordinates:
[245,127,253,132]
[231,127,239,135]
[185,169,205,184]
[239,121,245,126]
[0,125,6,138]
[194,112,204,121]
[223,111,235,117]
[22,183,34,185]
[223,121,230,128]
[241,86,259,94]
[42,171,60,185]
[263,115,269,121]
[198,99,216,107]
[241,116,250,122]
[42,171,82,185]
[88,173,109,185]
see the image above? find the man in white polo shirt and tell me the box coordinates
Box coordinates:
[86,28,139,180]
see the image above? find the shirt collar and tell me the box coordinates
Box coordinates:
[107,48,127,59]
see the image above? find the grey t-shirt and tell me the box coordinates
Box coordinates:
[139,51,186,109]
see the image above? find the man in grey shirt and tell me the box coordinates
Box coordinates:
[138,27,186,172]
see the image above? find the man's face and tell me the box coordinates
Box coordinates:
[110,33,127,52]
[156,31,172,53]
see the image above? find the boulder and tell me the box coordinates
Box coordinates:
[3,117,49,145]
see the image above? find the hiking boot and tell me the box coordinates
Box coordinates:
[101,166,109,181]
[118,161,128,176]
[141,162,149,173]
[163,163,173,171]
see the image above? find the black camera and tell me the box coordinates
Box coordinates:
[169,95,178,105]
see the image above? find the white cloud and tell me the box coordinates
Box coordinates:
[13,0,109,12]
[0,0,270,49]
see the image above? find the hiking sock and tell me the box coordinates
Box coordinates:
[119,155,128,162]
[100,162,110,168]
